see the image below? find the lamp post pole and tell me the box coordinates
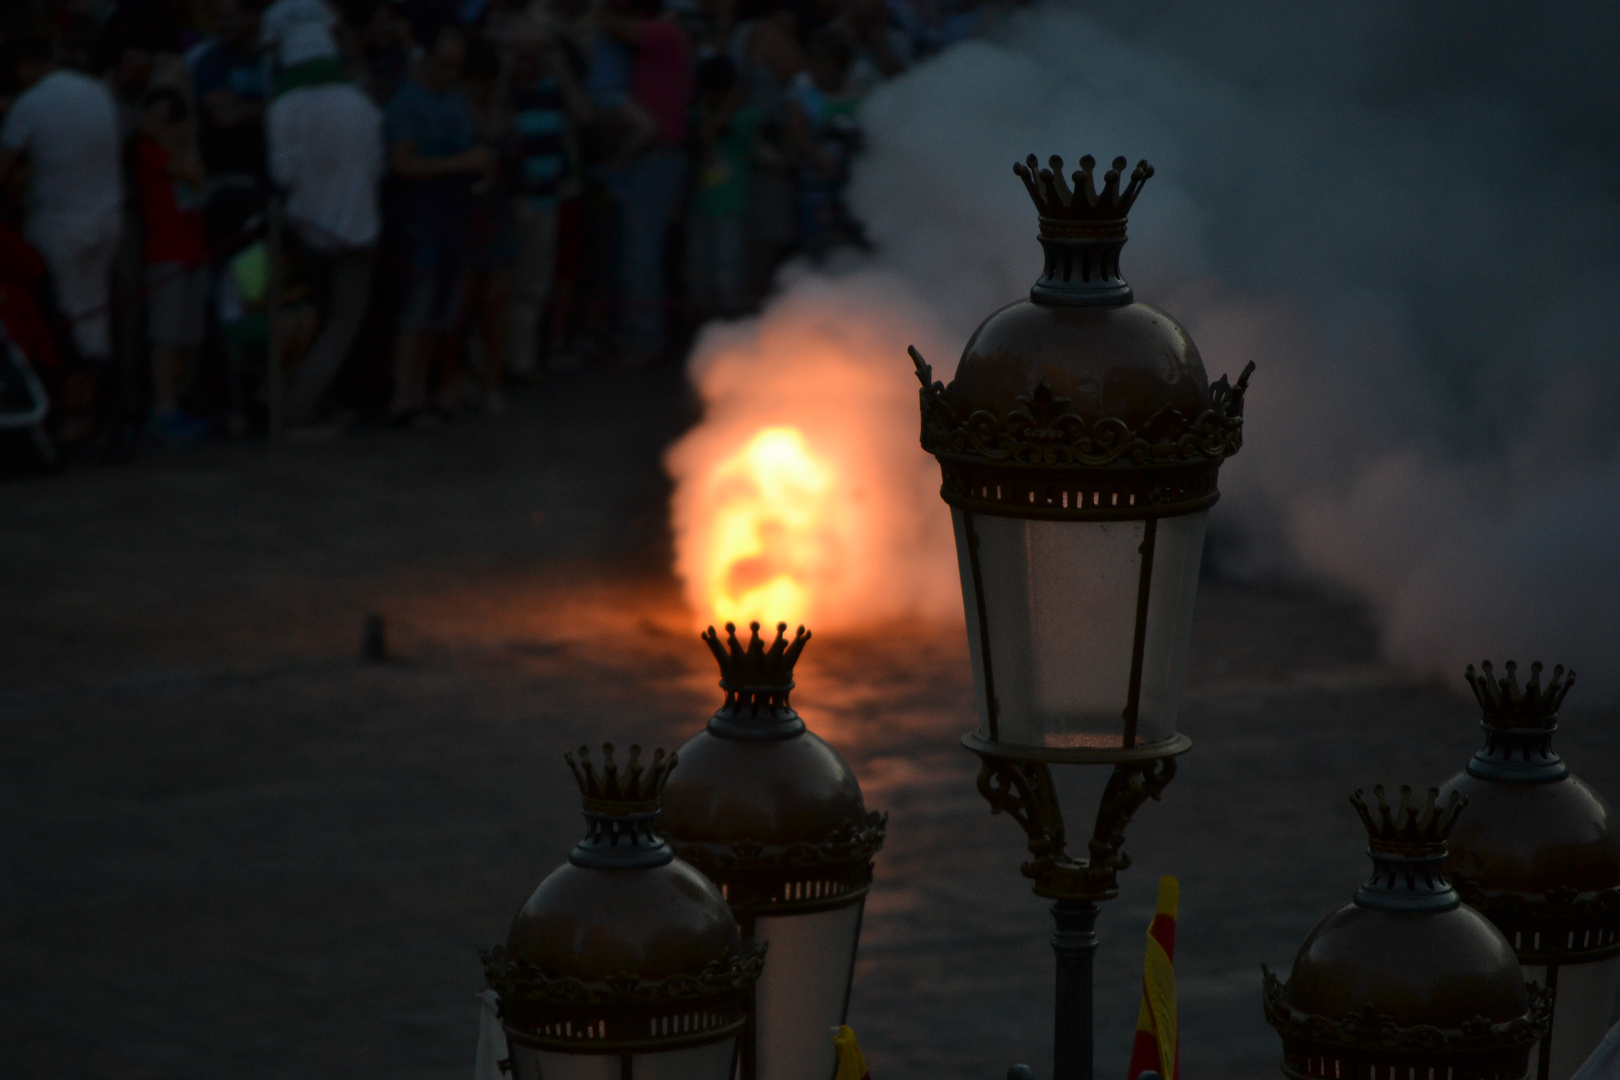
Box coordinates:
[1050,900,1100,1080]
[973,754,1181,1080]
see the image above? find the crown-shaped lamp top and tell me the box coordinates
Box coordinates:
[1353,785,1465,856]
[1014,154,1154,239]
[1466,660,1574,730]
[567,742,675,815]
[1350,785,1467,911]
[1013,153,1152,306]
[1463,660,1574,784]
[701,621,811,740]
[565,743,678,868]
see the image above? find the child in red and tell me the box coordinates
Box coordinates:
[133,87,210,443]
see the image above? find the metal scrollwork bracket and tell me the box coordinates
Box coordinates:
[973,754,1178,902]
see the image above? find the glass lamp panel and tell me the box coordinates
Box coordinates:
[634,1041,739,1080]
[952,508,1207,750]
[1133,512,1207,745]
[515,1049,619,1080]
[1523,959,1620,1080]
[752,902,864,1080]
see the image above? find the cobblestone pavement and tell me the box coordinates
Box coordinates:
[4,368,1617,1080]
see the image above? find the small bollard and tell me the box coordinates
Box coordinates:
[362,612,387,663]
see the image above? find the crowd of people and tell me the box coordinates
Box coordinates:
[0,0,980,465]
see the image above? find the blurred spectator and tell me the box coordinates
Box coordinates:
[132,86,211,443]
[883,0,976,58]
[383,24,494,424]
[728,0,801,288]
[445,31,512,415]
[685,53,754,317]
[0,219,62,378]
[0,30,124,442]
[267,56,384,428]
[260,0,345,91]
[602,0,692,365]
[358,0,413,105]
[192,0,272,181]
[501,13,591,379]
[786,22,860,256]
[838,0,906,95]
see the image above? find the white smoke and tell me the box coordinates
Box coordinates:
[672,3,1620,698]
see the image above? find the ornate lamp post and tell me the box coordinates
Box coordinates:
[660,621,887,1080]
[1440,662,1620,1080]
[483,743,764,1080]
[1263,785,1549,1080]
[910,153,1251,1080]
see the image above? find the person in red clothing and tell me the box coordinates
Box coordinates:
[132,86,211,443]
[0,221,61,375]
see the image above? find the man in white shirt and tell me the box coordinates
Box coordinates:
[0,34,124,368]
[260,0,341,74]
[267,78,385,427]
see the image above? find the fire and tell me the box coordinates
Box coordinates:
[704,427,841,627]
[667,270,963,633]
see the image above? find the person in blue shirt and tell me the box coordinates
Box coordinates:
[191,0,274,181]
[383,24,495,425]
[501,15,591,378]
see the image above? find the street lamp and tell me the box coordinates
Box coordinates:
[483,743,765,1080]
[660,622,887,1080]
[1263,785,1549,1080]
[910,154,1252,1080]
[1440,661,1620,1080]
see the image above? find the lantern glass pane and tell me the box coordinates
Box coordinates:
[753,901,864,1080]
[953,509,1207,749]
[634,1040,739,1080]
[1523,959,1620,1079]
[515,1049,618,1080]
[1135,512,1207,744]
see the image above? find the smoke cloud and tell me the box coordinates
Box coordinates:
[669,3,1620,698]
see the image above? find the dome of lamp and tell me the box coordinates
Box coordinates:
[1440,662,1620,957]
[660,621,885,908]
[1264,785,1546,1080]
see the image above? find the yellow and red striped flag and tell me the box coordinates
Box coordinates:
[834,1025,871,1080]
[1127,876,1179,1080]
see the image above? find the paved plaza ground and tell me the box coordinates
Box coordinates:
[4,367,1617,1080]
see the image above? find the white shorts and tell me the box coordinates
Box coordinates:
[30,211,122,361]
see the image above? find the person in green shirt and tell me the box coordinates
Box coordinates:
[686,54,758,319]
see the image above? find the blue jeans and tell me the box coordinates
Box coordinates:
[615,149,685,361]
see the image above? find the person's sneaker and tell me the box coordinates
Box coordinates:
[146,409,210,446]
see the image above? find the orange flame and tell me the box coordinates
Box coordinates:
[667,273,962,633]
[705,426,842,627]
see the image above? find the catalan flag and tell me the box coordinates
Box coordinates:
[834,1025,871,1080]
[1127,876,1179,1080]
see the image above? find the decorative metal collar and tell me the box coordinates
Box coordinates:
[483,942,765,1053]
[483,942,765,1007]
[911,347,1252,520]
[671,812,887,913]
[1261,965,1549,1054]
[1453,879,1620,964]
